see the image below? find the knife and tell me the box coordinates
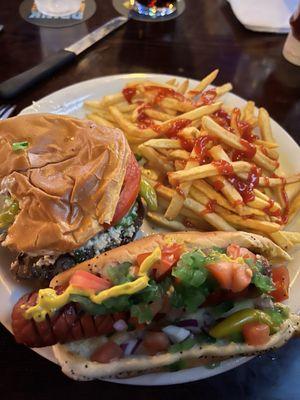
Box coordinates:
[0,16,128,100]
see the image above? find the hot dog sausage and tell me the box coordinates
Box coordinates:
[11,292,115,348]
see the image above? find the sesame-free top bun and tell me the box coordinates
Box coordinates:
[0,114,131,256]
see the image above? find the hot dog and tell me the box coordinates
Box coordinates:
[11,231,299,380]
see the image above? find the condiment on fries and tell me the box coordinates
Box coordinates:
[85,70,300,250]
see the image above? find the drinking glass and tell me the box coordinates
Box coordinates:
[132,0,177,18]
[34,0,82,17]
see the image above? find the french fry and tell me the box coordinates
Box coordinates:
[157,195,212,230]
[208,145,244,207]
[144,108,173,122]
[158,98,195,113]
[168,161,252,185]
[288,191,300,222]
[166,78,177,86]
[177,79,189,95]
[187,69,219,96]
[255,139,278,149]
[109,106,158,141]
[86,113,115,128]
[270,232,293,250]
[141,168,160,181]
[216,208,281,233]
[138,145,174,172]
[164,144,200,220]
[192,180,235,212]
[91,108,116,123]
[143,139,181,149]
[280,231,300,244]
[169,149,190,161]
[215,83,233,97]
[242,101,256,125]
[230,108,241,136]
[147,211,191,231]
[155,183,235,231]
[115,102,137,113]
[202,116,279,172]
[160,103,222,130]
[258,108,274,142]
[102,92,124,106]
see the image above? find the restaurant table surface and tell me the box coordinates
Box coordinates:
[0,0,300,398]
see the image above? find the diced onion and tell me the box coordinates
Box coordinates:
[113,319,128,332]
[120,339,141,356]
[162,325,190,343]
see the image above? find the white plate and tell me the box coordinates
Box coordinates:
[1,73,299,385]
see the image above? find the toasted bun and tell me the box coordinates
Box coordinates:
[0,114,132,256]
[50,231,290,288]
[53,313,300,380]
[51,230,294,380]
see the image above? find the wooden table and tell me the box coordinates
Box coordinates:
[0,1,300,398]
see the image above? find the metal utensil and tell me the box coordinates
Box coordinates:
[0,104,16,120]
[0,16,128,100]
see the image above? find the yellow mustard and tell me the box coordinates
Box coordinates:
[24,247,161,322]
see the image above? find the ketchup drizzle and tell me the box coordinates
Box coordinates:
[144,86,188,105]
[122,87,137,104]
[194,135,214,165]
[162,119,191,138]
[227,166,260,203]
[212,109,231,129]
[200,200,217,216]
[212,160,234,176]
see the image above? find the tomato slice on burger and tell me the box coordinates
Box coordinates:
[111,153,141,225]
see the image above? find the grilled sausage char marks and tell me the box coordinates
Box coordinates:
[12,292,116,348]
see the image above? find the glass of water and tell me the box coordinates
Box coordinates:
[132,0,177,18]
[34,0,82,17]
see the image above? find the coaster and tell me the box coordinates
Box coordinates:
[112,0,185,22]
[19,0,97,28]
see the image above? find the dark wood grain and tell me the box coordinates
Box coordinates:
[0,0,300,398]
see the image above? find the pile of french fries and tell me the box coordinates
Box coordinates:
[85,70,300,250]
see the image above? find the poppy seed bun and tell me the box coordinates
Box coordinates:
[0,114,132,256]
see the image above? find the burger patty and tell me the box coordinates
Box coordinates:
[11,199,144,281]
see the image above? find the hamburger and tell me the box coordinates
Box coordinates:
[0,114,143,280]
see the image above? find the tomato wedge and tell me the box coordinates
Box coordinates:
[136,244,182,280]
[111,153,141,225]
[143,331,170,356]
[207,261,252,293]
[270,265,290,302]
[155,244,182,280]
[70,270,112,292]
[207,262,233,290]
[91,341,123,363]
[242,322,270,346]
[227,244,256,261]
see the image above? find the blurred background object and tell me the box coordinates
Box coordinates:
[113,0,185,22]
[227,0,297,33]
[283,2,300,65]
[132,0,177,17]
[34,0,82,17]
